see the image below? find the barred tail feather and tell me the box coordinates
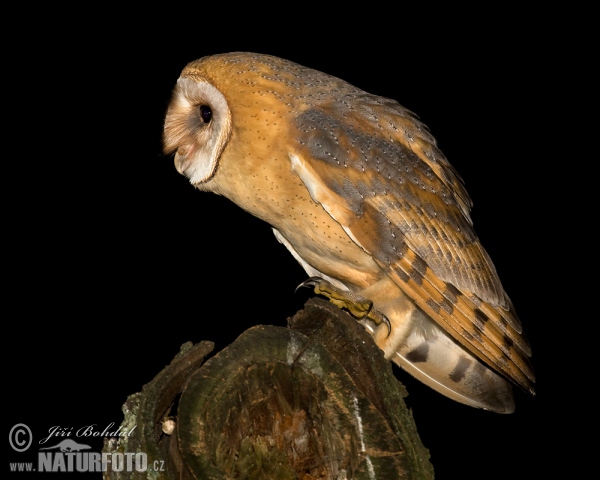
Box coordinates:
[368,306,515,413]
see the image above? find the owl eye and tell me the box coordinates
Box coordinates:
[199,105,212,124]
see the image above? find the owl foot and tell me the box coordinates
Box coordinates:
[296,276,391,337]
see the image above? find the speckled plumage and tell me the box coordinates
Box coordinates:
[163,52,535,413]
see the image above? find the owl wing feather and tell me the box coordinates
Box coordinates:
[291,94,535,394]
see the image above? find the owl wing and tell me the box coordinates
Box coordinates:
[289,94,535,395]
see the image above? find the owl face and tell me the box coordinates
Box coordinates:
[162,52,534,413]
[163,75,232,185]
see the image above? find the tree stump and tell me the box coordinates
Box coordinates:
[103,298,434,479]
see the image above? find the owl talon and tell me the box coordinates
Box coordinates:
[294,276,323,293]
[296,276,391,337]
[371,312,392,339]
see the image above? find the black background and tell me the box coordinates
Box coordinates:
[6,8,579,479]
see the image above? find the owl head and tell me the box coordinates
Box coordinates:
[163,68,232,186]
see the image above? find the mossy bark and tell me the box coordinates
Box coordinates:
[103,298,434,479]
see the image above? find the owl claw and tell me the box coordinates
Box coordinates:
[295,276,391,337]
[294,276,323,293]
[371,312,392,339]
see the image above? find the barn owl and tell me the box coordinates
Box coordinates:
[163,52,535,413]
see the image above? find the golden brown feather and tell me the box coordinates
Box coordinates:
[163,52,535,412]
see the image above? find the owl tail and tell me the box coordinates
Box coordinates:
[368,306,515,414]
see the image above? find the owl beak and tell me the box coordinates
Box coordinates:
[174,150,191,177]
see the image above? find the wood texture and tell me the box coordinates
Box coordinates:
[103,298,433,479]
